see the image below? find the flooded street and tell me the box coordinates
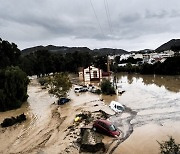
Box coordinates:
[0,73,180,153]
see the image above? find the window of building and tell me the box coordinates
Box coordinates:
[93,71,97,78]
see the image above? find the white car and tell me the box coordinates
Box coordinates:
[109,101,124,113]
[74,87,82,93]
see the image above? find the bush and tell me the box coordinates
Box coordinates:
[100,79,115,95]
[1,113,26,127]
[95,89,101,95]
[158,136,180,154]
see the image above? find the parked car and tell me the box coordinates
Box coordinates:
[88,85,93,91]
[109,101,124,113]
[93,119,120,137]
[74,87,82,93]
[58,97,70,105]
[82,85,88,92]
[91,87,97,93]
[88,86,98,93]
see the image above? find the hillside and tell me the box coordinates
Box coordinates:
[93,48,128,55]
[21,45,128,56]
[21,45,91,55]
[156,39,180,52]
[131,49,154,54]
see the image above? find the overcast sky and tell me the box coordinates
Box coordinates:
[1,0,180,51]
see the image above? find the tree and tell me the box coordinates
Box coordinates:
[158,136,180,154]
[93,55,107,72]
[47,73,72,98]
[100,79,115,95]
[0,39,21,69]
[0,66,29,111]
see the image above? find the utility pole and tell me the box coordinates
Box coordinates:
[107,55,110,73]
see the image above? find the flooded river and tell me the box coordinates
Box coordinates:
[0,73,180,154]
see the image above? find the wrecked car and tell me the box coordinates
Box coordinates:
[92,119,120,137]
[57,97,70,105]
[109,101,124,113]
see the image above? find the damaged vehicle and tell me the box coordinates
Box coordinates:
[109,101,124,113]
[92,119,120,137]
[57,97,70,105]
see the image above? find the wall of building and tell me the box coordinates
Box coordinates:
[83,66,102,82]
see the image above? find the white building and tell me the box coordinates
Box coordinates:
[163,50,174,56]
[120,54,131,61]
[78,66,102,82]
[133,53,143,59]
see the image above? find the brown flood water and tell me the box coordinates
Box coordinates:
[110,73,180,154]
[0,73,179,154]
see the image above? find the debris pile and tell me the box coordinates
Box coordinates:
[80,127,105,153]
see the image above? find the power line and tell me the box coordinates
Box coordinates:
[104,0,113,34]
[89,0,105,37]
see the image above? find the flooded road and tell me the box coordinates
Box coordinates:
[0,73,180,154]
[0,79,57,127]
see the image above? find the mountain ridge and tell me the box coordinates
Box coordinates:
[156,39,180,52]
[21,45,128,56]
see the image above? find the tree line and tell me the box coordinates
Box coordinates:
[19,50,108,76]
[0,39,29,111]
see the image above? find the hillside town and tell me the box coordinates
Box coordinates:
[109,49,177,66]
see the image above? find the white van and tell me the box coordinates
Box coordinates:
[109,101,124,113]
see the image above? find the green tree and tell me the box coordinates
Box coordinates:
[47,73,72,98]
[0,66,29,111]
[34,50,54,77]
[158,136,180,154]
[0,39,21,69]
[100,79,115,95]
[93,55,107,72]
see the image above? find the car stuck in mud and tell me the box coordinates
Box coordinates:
[93,119,120,137]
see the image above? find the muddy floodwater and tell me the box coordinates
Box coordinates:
[0,73,180,154]
[108,73,180,154]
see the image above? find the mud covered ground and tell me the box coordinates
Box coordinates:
[0,79,116,154]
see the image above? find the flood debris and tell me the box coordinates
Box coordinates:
[1,113,26,128]
[118,90,125,95]
[80,127,105,153]
[75,111,93,124]
[98,110,111,119]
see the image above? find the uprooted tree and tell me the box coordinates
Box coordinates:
[47,73,72,98]
[158,136,180,154]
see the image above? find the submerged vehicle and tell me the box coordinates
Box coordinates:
[58,97,70,105]
[109,101,124,113]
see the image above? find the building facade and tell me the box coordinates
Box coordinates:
[78,66,102,82]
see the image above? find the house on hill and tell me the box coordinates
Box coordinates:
[78,66,102,82]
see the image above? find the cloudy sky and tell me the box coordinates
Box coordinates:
[0,0,180,51]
